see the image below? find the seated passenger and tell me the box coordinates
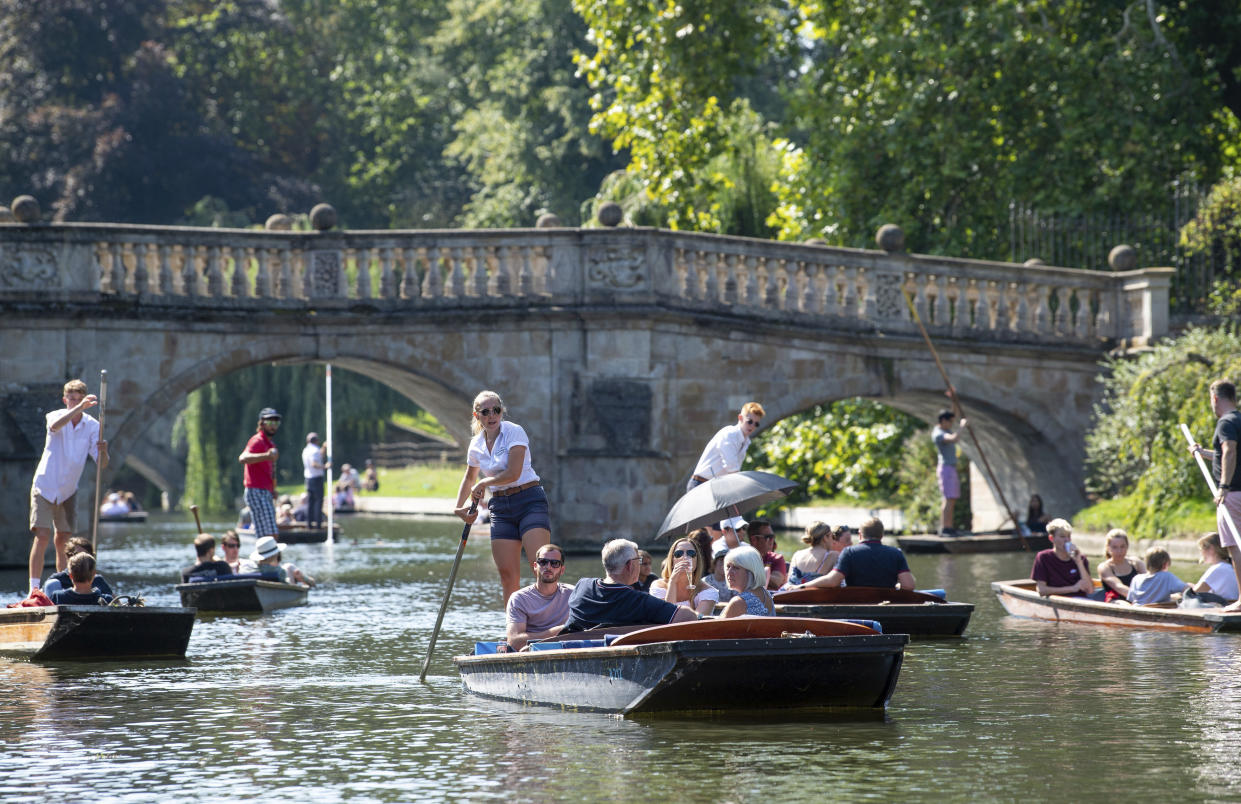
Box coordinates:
[219,530,243,574]
[747,519,788,590]
[562,539,697,632]
[123,491,143,512]
[505,544,572,651]
[1031,518,1093,597]
[293,493,311,523]
[276,499,296,527]
[43,537,115,598]
[237,506,252,529]
[362,459,379,492]
[795,517,915,591]
[649,538,719,616]
[788,521,835,586]
[719,545,775,617]
[99,491,130,518]
[1025,494,1052,534]
[181,534,235,582]
[702,546,734,602]
[1127,547,1189,605]
[1187,532,1240,605]
[1097,528,1146,602]
[49,552,113,605]
[239,536,316,586]
[630,550,658,592]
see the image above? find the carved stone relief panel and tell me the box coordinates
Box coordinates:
[309,250,342,298]
[0,247,57,289]
[586,247,646,290]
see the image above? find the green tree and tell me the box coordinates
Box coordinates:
[572,0,796,231]
[1181,172,1241,315]
[772,1,1225,256]
[1084,326,1241,534]
[744,399,924,506]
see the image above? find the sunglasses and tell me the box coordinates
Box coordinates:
[536,558,563,568]
[475,406,502,417]
[222,543,241,549]
[673,549,697,558]
[744,418,760,426]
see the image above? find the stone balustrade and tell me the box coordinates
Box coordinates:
[0,221,1173,344]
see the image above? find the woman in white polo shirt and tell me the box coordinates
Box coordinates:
[454,390,551,603]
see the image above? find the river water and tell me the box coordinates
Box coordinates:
[2,514,1240,803]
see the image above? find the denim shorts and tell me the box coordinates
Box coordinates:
[488,485,551,541]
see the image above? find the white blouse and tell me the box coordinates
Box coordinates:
[467,421,540,490]
[649,583,720,609]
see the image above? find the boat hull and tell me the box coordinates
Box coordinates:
[176,579,309,613]
[0,605,195,659]
[237,524,339,544]
[991,579,1241,633]
[99,511,149,523]
[771,602,972,637]
[898,532,1050,554]
[455,633,907,715]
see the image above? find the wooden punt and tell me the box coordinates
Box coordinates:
[767,586,974,637]
[991,579,1241,633]
[454,616,907,715]
[236,523,341,544]
[98,510,149,524]
[0,604,195,660]
[897,531,1050,554]
[176,577,310,613]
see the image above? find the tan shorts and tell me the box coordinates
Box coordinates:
[30,491,76,534]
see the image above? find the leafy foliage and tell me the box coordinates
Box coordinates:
[744,399,924,505]
[1084,326,1241,535]
[1181,173,1241,314]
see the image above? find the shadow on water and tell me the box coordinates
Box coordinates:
[2,515,1241,802]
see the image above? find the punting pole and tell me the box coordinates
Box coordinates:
[326,363,334,544]
[901,292,1028,548]
[420,502,478,683]
[1180,423,1241,545]
[91,370,107,552]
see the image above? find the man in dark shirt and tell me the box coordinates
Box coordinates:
[181,533,234,582]
[564,538,698,632]
[1190,379,1241,610]
[796,517,915,591]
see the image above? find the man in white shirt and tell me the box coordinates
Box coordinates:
[686,402,765,492]
[505,544,573,650]
[28,379,109,592]
[301,433,328,528]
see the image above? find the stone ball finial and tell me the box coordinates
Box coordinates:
[876,223,905,253]
[11,195,40,224]
[1108,244,1137,271]
[1023,258,1045,267]
[536,212,562,228]
[597,201,623,227]
[310,203,337,231]
[0,205,13,223]
[265,213,294,231]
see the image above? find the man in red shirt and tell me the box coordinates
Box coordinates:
[238,407,281,538]
[747,519,788,590]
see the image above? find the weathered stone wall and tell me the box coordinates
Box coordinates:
[0,221,1165,566]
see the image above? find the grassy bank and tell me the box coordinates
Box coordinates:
[1072,493,1217,539]
[279,463,462,499]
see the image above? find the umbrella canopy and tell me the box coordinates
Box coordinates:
[657,471,799,540]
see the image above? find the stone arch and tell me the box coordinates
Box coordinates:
[102,336,479,500]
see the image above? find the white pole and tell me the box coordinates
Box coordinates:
[1180,422,1241,545]
[326,364,334,544]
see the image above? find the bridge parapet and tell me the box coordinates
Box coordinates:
[0,222,1172,344]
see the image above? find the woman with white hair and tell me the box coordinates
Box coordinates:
[719,545,775,617]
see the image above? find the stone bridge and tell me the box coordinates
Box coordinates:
[0,215,1173,565]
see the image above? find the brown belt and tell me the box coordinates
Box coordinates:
[692,475,710,484]
[491,480,541,498]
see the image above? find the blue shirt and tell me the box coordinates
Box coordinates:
[835,540,910,588]
[43,571,113,598]
[50,588,112,605]
[563,578,680,632]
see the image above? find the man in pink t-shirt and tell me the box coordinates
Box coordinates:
[238,407,281,537]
